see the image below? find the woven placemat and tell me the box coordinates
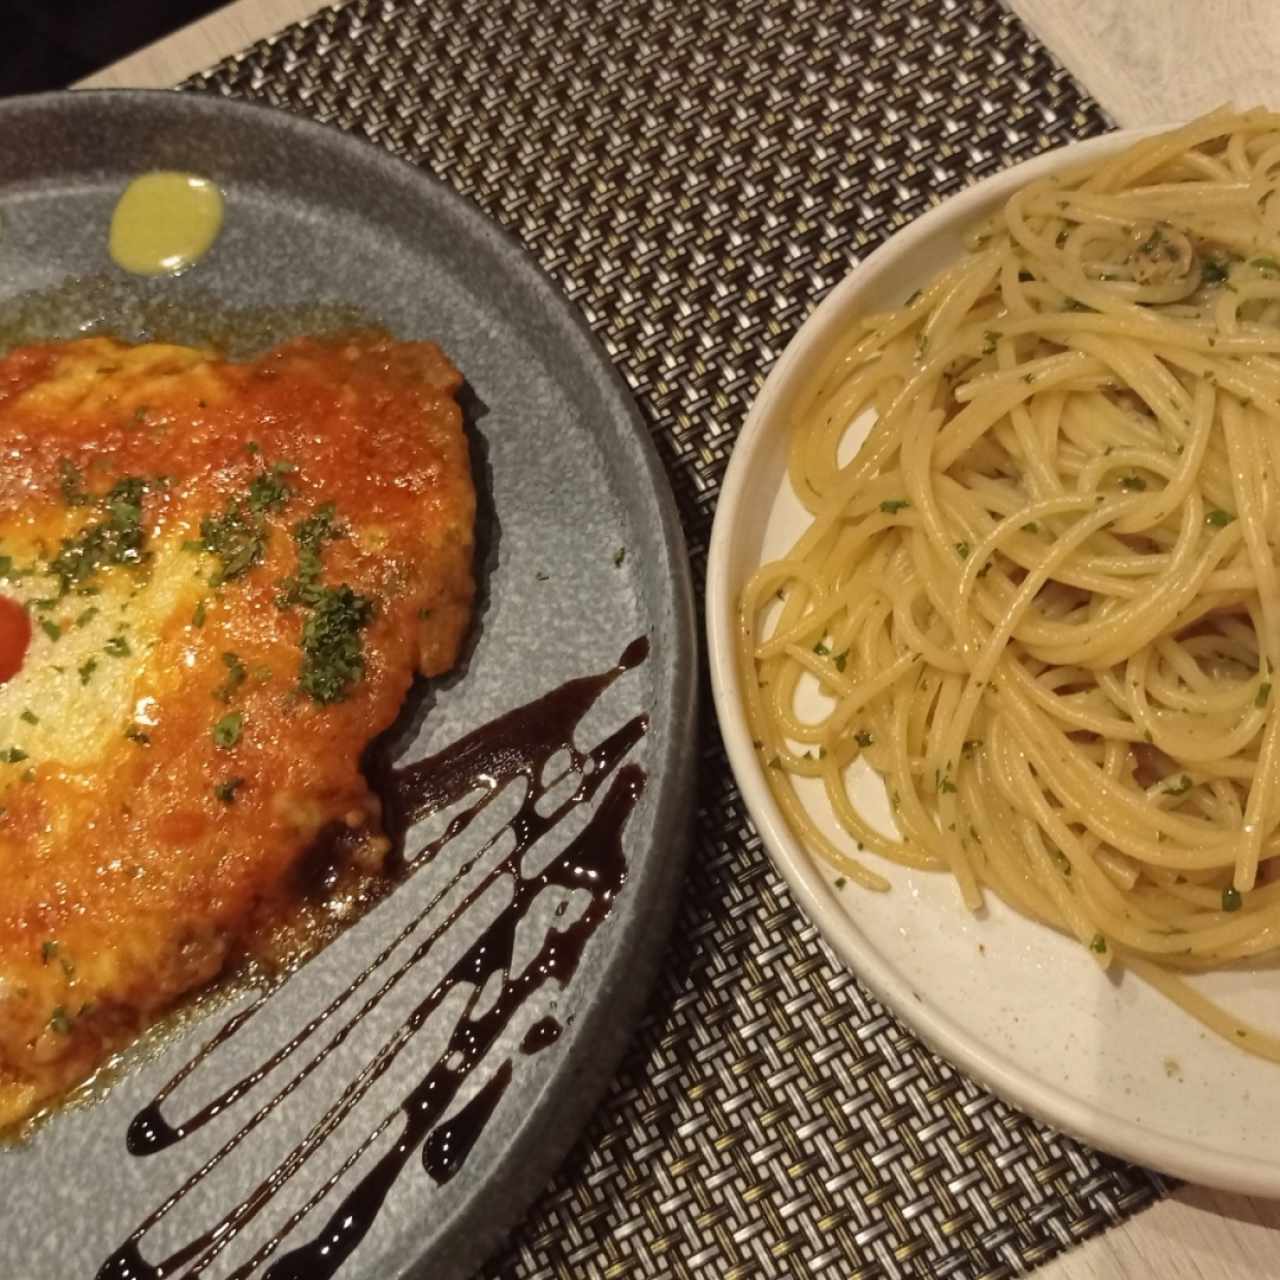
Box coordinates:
[184,1,1169,1275]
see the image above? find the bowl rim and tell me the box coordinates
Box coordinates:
[706,123,1280,1196]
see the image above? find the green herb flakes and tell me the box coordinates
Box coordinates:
[298,586,374,704]
[212,711,245,749]
[50,476,150,594]
[1201,256,1230,284]
[276,503,343,608]
[214,776,246,805]
[214,652,247,703]
[1222,886,1243,912]
[248,461,296,513]
[58,459,90,507]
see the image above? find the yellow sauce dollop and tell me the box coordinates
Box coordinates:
[109,172,224,276]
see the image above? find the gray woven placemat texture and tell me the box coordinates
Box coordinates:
[185,1,1170,1276]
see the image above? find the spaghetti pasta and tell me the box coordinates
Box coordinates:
[738,108,1280,1062]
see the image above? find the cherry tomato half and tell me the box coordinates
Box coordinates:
[0,595,31,684]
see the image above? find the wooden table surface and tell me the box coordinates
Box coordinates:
[78,2,1280,1277]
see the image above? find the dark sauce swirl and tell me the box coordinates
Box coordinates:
[98,638,649,1280]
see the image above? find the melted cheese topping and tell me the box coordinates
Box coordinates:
[0,333,474,1128]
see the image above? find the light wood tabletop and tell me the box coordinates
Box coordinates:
[75,2,1280,1277]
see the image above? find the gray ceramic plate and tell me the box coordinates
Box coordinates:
[0,91,696,1280]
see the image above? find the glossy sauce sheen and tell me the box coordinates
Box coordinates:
[98,639,649,1280]
[109,173,225,276]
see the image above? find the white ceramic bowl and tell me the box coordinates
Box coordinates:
[707,127,1280,1196]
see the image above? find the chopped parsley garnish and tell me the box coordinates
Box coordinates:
[40,940,58,965]
[248,461,296,513]
[0,554,11,577]
[48,1007,73,1035]
[834,650,848,673]
[954,541,971,560]
[58,459,90,506]
[834,877,847,890]
[1205,508,1235,528]
[0,747,28,764]
[198,502,268,586]
[297,585,374,705]
[1251,257,1280,276]
[197,465,297,586]
[879,498,911,514]
[1222,886,1243,912]
[75,606,99,628]
[19,709,37,725]
[214,776,246,804]
[214,652,247,702]
[1200,255,1229,284]
[78,658,98,685]
[1119,474,1147,491]
[104,634,131,657]
[276,503,343,608]
[854,730,874,749]
[212,711,245,749]
[40,619,62,642]
[813,640,831,656]
[1257,681,1272,709]
[1089,933,1107,954]
[192,600,207,628]
[613,546,626,567]
[50,476,150,594]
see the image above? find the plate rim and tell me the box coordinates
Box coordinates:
[0,87,700,1277]
[706,123,1280,1197]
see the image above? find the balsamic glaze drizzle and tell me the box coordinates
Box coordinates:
[97,638,649,1280]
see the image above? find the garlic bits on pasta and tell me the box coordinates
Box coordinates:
[738,108,1280,1062]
